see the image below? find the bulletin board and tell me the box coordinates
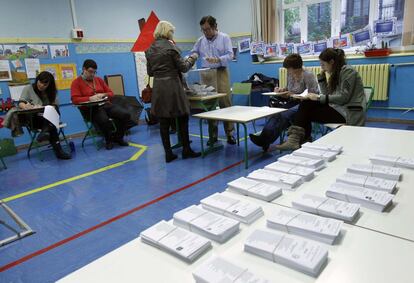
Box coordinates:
[40,63,77,90]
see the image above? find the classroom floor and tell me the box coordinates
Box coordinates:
[0,118,413,282]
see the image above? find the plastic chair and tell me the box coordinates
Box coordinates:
[104,74,125,96]
[231,82,257,132]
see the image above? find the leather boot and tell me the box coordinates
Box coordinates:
[179,116,200,159]
[160,120,177,163]
[52,142,72,160]
[275,126,305,151]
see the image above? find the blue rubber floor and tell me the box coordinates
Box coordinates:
[0,118,412,282]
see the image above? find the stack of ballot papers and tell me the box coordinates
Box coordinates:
[173,205,240,243]
[347,163,402,181]
[247,169,303,190]
[200,193,264,224]
[292,193,360,222]
[301,142,342,154]
[370,154,414,169]
[244,229,328,277]
[292,148,337,162]
[227,177,283,201]
[140,220,211,263]
[278,154,326,170]
[266,208,343,244]
[336,173,397,194]
[193,256,271,283]
[264,161,315,182]
[326,182,394,212]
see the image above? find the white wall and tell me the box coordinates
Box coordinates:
[0,0,197,40]
[0,0,73,38]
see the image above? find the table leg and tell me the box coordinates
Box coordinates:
[242,123,248,169]
[199,118,205,157]
[237,123,240,146]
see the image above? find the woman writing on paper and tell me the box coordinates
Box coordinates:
[276,48,366,151]
[18,71,71,159]
[145,20,201,163]
[249,54,319,151]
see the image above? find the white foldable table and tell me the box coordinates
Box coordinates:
[59,190,414,283]
[193,106,286,168]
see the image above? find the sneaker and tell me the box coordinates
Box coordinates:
[182,149,201,159]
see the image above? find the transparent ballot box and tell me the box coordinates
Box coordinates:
[184,68,218,96]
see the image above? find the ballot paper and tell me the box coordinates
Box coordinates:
[292,147,337,162]
[173,205,240,243]
[247,169,303,190]
[227,177,283,201]
[301,142,342,154]
[266,207,343,244]
[244,229,328,277]
[347,163,402,181]
[370,154,414,170]
[278,154,326,171]
[140,220,211,263]
[292,193,360,222]
[336,173,397,193]
[264,161,315,182]
[200,192,264,224]
[326,182,394,212]
[193,256,272,283]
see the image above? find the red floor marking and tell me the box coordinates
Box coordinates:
[0,159,243,272]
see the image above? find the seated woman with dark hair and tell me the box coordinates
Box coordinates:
[18,71,71,159]
[276,48,366,151]
[249,53,319,151]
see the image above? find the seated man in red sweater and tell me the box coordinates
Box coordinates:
[71,59,130,150]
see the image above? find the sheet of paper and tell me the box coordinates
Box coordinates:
[43,105,60,129]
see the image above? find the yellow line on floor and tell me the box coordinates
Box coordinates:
[1,143,147,203]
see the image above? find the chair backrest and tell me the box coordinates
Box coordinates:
[231,82,252,106]
[364,86,374,108]
[104,74,125,96]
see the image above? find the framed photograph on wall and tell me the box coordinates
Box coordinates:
[264,44,278,57]
[250,41,265,55]
[296,43,312,55]
[238,38,251,53]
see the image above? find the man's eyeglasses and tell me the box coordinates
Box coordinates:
[201,27,214,33]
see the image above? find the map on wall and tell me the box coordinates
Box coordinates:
[134,52,149,94]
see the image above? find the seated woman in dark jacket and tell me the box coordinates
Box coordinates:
[277,48,366,151]
[145,20,200,163]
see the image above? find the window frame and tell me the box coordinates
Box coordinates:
[279,0,386,44]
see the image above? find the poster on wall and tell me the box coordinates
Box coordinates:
[2,44,27,60]
[264,44,278,57]
[49,45,69,58]
[250,41,265,55]
[58,64,77,89]
[278,43,295,57]
[134,52,148,94]
[40,63,77,90]
[27,44,49,59]
[238,38,251,53]
[24,58,41,78]
[296,43,313,55]
[40,64,58,80]
[0,60,12,81]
